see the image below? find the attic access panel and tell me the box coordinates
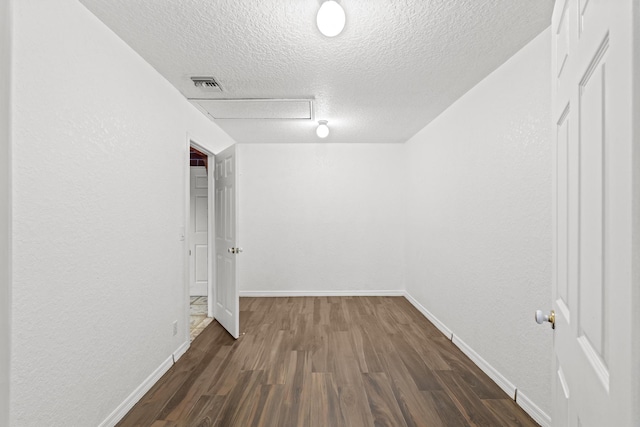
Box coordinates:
[190,99,313,120]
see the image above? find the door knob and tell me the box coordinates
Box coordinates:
[227,247,243,254]
[535,309,555,329]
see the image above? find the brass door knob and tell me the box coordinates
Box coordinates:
[535,309,555,329]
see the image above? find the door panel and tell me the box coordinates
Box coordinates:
[189,166,208,296]
[195,244,208,282]
[553,361,569,427]
[551,1,634,425]
[213,145,239,339]
[556,105,570,311]
[578,39,608,367]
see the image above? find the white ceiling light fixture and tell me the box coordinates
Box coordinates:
[316,120,330,138]
[316,1,345,37]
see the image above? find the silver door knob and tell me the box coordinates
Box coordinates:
[535,309,555,329]
[227,247,243,254]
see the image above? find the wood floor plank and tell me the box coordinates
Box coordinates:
[330,330,362,386]
[204,343,243,397]
[435,337,509,400]
[310,373,346,427]
[359,325,385,373]
[337,384,376,427]
[400,323,451,371]
[425,390,472,427]
[280,350,312,427]
[311,324,329,373]
[380,351,447,427]
[436,370,503,427]
[117,297,539,427]
[390,333,443,391]
[349,327,369,373]
[452,358,508,400]
[249,384,285,427]
[483,398,539,427]
[329,300,348,331]
[393,387,446,427]
[162,345,231,421]
[213,370,265,427]
[179,394,225,427]
[264,330,289,385]
[362,372,409,427]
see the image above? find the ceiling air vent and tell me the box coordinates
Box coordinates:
[190,76,223,92]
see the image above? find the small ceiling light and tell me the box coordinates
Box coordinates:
[316,120,330,138]
[316,1,346,37]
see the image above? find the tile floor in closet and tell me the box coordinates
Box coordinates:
[190,296,213,341]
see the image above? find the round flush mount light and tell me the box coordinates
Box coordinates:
[316,1,345,37]
[316,120,330,138]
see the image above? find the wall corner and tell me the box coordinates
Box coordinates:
[0,0,12,424]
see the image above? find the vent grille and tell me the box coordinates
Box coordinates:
[190,76,223,92]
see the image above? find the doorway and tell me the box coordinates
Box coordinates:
[188,144,213,341]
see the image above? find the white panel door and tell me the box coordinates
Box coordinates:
[189,166,208,297]
[214,145,239,339]
[551,1,635,426]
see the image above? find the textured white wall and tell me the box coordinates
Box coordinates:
[238,143,405,294]
[635,7,640,427]
[0,0,11,424]
[11,1,234,426]
[404,29,552,414]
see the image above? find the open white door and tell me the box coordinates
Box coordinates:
[189,166,208,297]
[549,1,636,425]
[214,144,240,339]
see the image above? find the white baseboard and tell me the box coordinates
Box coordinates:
[403,291,550,425]
[173,340,190,362]
[98,355,174,427]
[516,391,551,427]
[239,290,405,297]
[451,334,516,399]
[403,292,453,339]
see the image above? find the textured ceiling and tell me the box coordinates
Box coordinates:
[79,0,553,144]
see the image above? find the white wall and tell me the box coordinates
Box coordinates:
[11,1,234,426]
[404,28,552,418]
[238,143,405,294]
[634,6,640,426]
[0,0,12,424]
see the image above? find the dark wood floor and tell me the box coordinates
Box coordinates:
[118,297,538,427]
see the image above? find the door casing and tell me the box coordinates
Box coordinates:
[184,139,216,344]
